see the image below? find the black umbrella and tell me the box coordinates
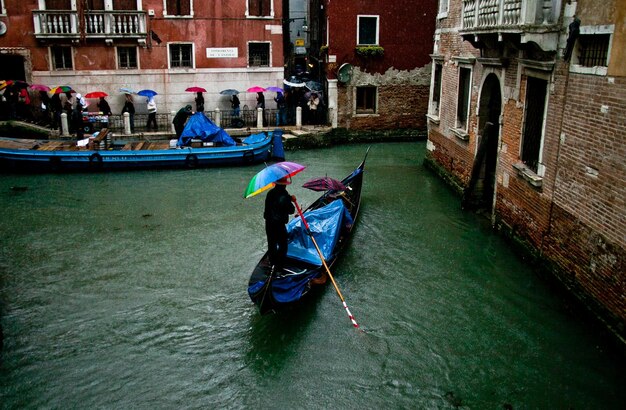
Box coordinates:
[302,176,346,192]
[305,81,323,92]
[220,89,240,95]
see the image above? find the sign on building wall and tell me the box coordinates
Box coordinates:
[206,48,238,58]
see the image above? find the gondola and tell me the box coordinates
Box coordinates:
[248,148,368,314]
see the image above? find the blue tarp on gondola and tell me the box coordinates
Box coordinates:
[242,133,267,145]
[286,199,353,266]
[177,112,236,147]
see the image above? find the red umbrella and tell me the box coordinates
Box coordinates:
[302,177,347,192]
[85,91,108,98]
[247,86,266,93]
[185,86,207,93]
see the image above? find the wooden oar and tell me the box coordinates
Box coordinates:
[293,199,360,329]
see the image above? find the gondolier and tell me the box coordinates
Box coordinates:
[264,176,296,272]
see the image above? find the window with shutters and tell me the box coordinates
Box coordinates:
[45,0,71,9]
[430,62,443,118]
[166,0,191,16]
[169,43,193,68]
[117,47,137,69]
[456,66,472,131]
[357,15,379,45]
[51,46,73,70]
[521,76,548,174]
[438,0,449,18]
[248,0,272,17]
[356,86,377,114]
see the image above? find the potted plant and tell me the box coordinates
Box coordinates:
[355,46,385,58]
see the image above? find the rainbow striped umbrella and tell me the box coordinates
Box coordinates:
[244,161,306,198]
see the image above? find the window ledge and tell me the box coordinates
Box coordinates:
[450,127,469,141]
[426,113,440,125]
[513,162,543,188]
[354,113,379,117]
[437,12,448,20]
[569,65,607,76]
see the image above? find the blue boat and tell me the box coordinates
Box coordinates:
[0,113,285,172]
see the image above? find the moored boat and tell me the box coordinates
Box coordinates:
[248,148,368,314]
[0,113,284,172]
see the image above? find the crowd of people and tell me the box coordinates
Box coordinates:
[0,84,325,137]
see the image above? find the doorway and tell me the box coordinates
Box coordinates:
[462,73,501,211]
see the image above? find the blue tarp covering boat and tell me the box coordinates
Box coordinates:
[286,199,353,266]
[178,112,236,147]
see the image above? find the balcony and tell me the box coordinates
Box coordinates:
[33,10,147,41]
[459,0,561,51]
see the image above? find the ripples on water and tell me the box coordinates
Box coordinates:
[0,142,624,408]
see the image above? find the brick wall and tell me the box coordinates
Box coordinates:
[427,1,626,335]
[337,83,430,130]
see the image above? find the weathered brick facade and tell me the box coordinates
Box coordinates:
[426,0,626,341]
[322,0,438,131]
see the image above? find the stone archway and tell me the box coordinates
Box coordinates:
[462,73,501,211]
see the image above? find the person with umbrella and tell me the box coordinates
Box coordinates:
[146,96,157,130]
[231,94,240,117]
[172,104,192,137]
[97,96,112,116]
[195,92,204,113]
[256,91,265,110]
[274,90,286,126]
[121,93,135,133]
[264,176,296,272]
[71,94,86,138]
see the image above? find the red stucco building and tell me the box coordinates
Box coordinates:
[0,0,285,114]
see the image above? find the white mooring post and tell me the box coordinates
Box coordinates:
[61,113,70,136]
[256,108,263,129]
[171,111,176,135]
[296,106,302,129]
[123,112,131,135]
[215,108,221,127]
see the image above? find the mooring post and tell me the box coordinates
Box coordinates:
[61,113,70,136]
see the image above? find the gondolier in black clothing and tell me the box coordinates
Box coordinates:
[264,176,296,272]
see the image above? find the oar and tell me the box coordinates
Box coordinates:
[293,199,360,329]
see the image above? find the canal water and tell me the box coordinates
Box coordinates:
[0,142,624,408]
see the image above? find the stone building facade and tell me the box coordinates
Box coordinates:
[426,0,625,340]
[318,0,438,131]
[0,0,285,114]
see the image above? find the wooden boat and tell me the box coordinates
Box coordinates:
[248,148,368,314]
[0,127,283,172]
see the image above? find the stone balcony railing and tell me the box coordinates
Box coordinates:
[460,0,561,51]
[33,10,147,40]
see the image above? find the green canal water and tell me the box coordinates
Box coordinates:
[0,142,624,408]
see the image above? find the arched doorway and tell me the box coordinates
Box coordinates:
[462,73,501,212]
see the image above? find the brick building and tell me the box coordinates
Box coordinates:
[314,0,438,130]
[0,0,285,114]
[426,0,625,340]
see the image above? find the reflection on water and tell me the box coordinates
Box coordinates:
[0,142,624,408]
